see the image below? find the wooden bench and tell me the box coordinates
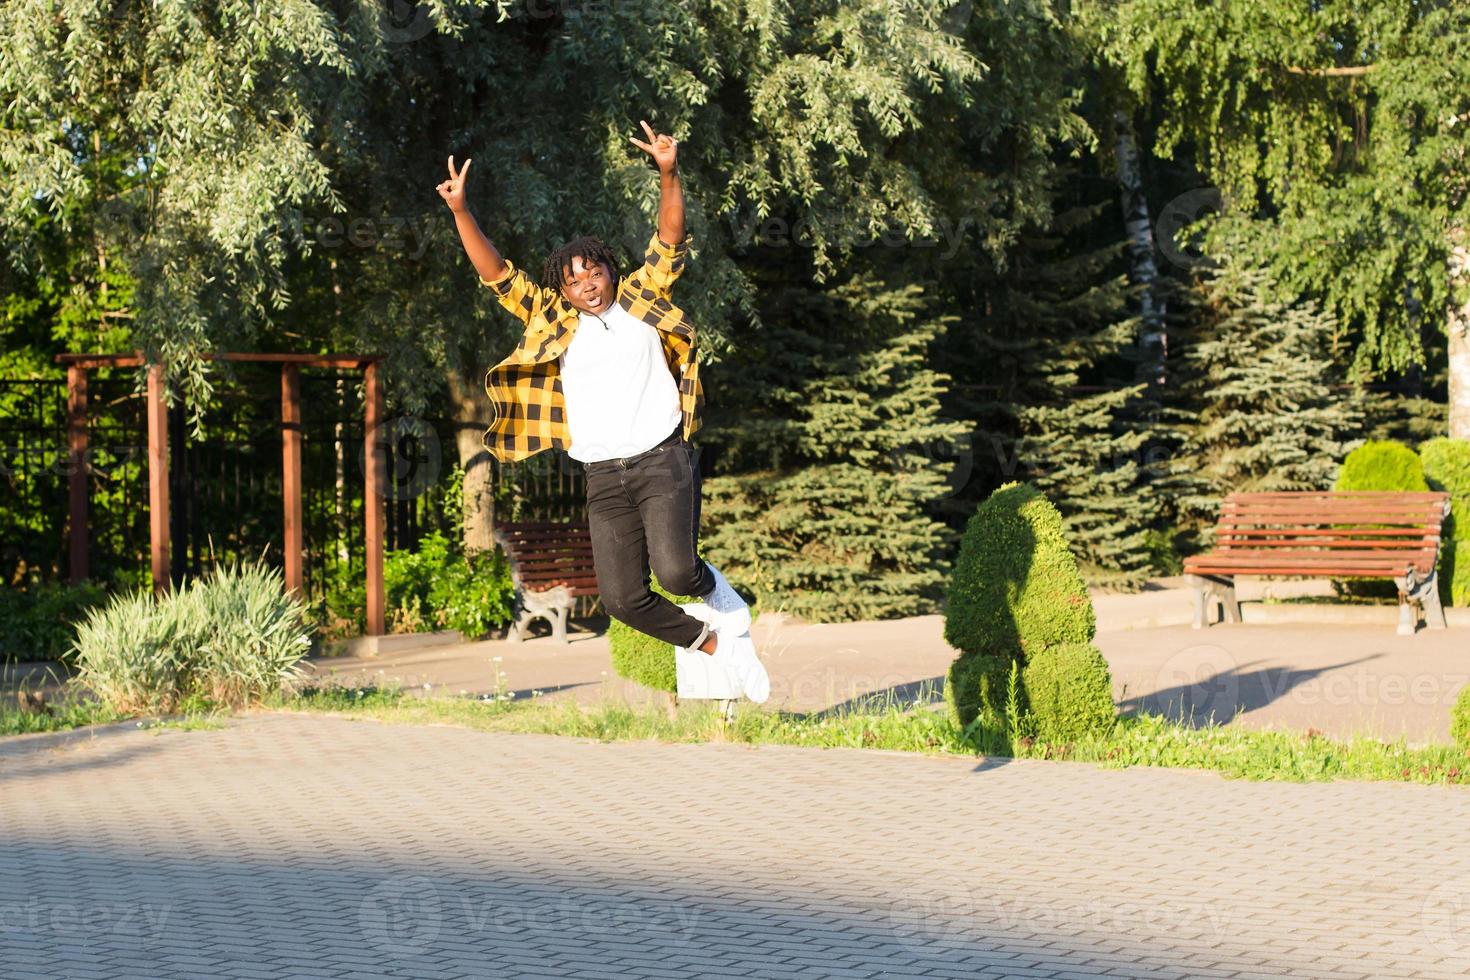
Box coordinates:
[492,520,599,643]
[1183,491,1451,636]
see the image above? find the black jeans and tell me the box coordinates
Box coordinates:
[583,424,716,649]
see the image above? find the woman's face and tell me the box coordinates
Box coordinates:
[560,255,615,314]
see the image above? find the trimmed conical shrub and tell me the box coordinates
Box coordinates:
[1022,642,1116,743]
[943,481,1095,660]
[943,483,1101,738]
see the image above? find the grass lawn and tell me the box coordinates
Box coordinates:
[264,681,1470,786]
[6,678,1466,786]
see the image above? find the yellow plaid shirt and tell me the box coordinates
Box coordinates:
[478,232,704,462]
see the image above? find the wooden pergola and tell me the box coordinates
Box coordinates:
[55,352,387,635]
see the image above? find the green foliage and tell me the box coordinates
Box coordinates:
[1421,438,1470,539]
[943,482,1095,660]
[607,575,691,694]
[1093,0,1470,379]
[0,581,108,663]
[1443,540,1470,609]
[72,562,311,714]
[1330,440,1430,599]
[1421,439,1470,606]
[1334,441,1429,493]
[318,531,515,639]
[956,199,1161,588]
[701,279,966,621]
[1453,685,1470,751]
[1163,246,1366,530]
[1021,642,1116,743]
[943,651,1017,736]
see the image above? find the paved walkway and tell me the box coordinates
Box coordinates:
[2,711,1468,978]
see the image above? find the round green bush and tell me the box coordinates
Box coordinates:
[1021,642,1116,744]
[1446,540,1470,608]
[1332,441,1430,600]
[943,650,1019,735]
[608,577,687,693]
[1334,440,1428,492]
[608,571,760,693]
[943,481,1095,661]
[1421,436,1470,547]
[1453,684,1470,752]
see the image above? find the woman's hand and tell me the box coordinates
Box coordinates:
[436,155,473,213]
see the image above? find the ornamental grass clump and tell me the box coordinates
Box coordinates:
[73,562,311,715]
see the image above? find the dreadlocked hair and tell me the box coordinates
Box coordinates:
[542,235,620,292]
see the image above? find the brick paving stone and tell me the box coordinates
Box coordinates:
[1,712,1468,980]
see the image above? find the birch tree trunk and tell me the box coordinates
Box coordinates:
[1448,229,1470,440]
[1115,109,1166,388]
[446,369,497,553]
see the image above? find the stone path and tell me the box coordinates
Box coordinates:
[2,711,1469,978]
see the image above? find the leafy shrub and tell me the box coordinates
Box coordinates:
[1333,440,1429,600]
[1021,642,1116,743]
[1420,438,1470,534]
[943,651,1017,735]
[607,571,761,693]
[943,481,1095,660]
[1333,440,1428,492]
[608,575,689,694]
[1447,540,1470,609]
[1421,439,1470,607]
[1453,684,1470,751]
[0,581,108,663]
[72,562,311,714]
[313,531,515,639]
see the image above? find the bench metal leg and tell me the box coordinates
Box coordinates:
[1393,575,1418,636]
[1422,571,1448,630]
[1186,574,1238,627]
[1396,570,1446,635]
[510,585,575,644]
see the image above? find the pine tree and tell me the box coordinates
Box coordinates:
[941,199,1164,587]
[1162,247,1366,532]
[698,278,967,621]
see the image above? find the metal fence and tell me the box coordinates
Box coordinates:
[0,369,587,613]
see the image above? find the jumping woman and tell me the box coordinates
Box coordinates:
[437,119,769,702]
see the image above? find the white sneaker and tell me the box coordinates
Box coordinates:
[714,627,769,704]
[701,561,752,634]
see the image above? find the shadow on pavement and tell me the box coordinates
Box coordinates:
[1116,654,1380,728]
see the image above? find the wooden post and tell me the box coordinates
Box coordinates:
[364,361,385,635]
[146,362,170,593]
[281,364,304,596]
[66,364,89,583]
